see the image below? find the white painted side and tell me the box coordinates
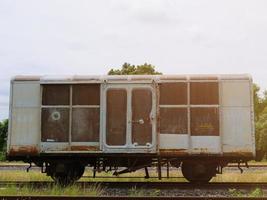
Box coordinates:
[13,83,40,107]
[191,136,221,153]
[222,107,253,152]
[221,81,250,107]
[8,82,41,153]
[159,134,188,149]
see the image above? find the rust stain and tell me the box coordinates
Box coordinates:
[223,152,254,157]
[9,145,39,156]
[70,146,99,151]
[159,149,188,156]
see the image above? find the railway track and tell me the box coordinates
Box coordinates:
[1,181,267,189]
[0,197,267,200]
[0,197,264,200]
[0,181,267,199]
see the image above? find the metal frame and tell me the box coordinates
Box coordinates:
[101,83,157,153]
[40,84,100,152]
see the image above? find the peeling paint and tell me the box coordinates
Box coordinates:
[70,146,99,151]
[9,145,39,156]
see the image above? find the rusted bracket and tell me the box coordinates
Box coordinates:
[237,162,243,173]
[245,161,249,168]
[26,162,32,173]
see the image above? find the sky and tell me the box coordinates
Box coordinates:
[0,0,267,120]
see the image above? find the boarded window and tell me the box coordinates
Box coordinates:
[190,82,219,105]
[71,108,99,142]
[42,85,70,105]
[160,83,187,105]
[132,89,152,145]
[41,108,69,142]
[106,89,127,146]
[160,108,187,134]
[190,108,219,136]
[72,84,100,105]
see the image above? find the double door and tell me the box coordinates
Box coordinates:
[102,84,156,153]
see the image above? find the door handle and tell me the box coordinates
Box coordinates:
[132,119,144,124]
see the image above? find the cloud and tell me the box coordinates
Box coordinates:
[1,0,267,120]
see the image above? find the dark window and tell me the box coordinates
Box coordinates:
[41,108,69,142]
[190,82,219,105]
[190,108,219,136]
[71,108,99,142]
[132,89,152,145]
[106,89,127,145]
[160,108,187,134]
[160,83,187,105]
[42,85,70,105]
[72,84,100,105]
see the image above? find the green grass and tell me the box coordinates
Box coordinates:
[229,188,264,197]
[0,184,104,196]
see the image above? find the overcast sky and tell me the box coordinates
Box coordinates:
[0,0,267,120]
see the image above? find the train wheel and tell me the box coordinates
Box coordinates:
[51,163,85,186]
[181,161,216,183]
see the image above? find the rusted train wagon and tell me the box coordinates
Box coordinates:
[7,74,255,184]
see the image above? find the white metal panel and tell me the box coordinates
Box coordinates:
[222,107,253,153]
[159,134,188,149]
[10,108,40,145]
[13,82,40,107]
[8,82,41,154]
[191,136,221,153]
[221,81,250,107]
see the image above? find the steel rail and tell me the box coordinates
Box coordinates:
[0,196,267,200]
[1,181,267,189]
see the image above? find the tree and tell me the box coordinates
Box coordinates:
[253,84,267,160]
[108,63,162,75]
[0,119,8,160]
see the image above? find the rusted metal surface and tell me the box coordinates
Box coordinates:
[159,149,188,156]
[41,108,69,142]
[190,108,219,136]
[131,89,152,145]
[72,84,100,105]
[106,89,127,146]
[190,82,219,105]
[71,108,99,142]
[160,108,187,134]
[159,83,187,105]
[9,145,39,156]
[8,74,255,160]
[42,85,70,105]
[70,146,99,151]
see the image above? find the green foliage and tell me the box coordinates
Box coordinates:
[229,188,263,197]
[254,84,267,160]
[0,119,8,160]
[108,62,162,75]
[0,184,104,196]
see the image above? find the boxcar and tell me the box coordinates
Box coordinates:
[7,74,255,184]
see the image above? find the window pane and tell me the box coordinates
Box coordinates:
[190,108,219,136]
[73,84,100,105]
[72,108,99,142]
[41,108,69,142]
[132,89,152,145]
[106,89,127,145]
[190,82,219,105]
[160,83,187,105]
[42,85,70,105]
[160,108,187,134]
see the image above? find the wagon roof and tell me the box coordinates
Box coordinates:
[12,74,252,83]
